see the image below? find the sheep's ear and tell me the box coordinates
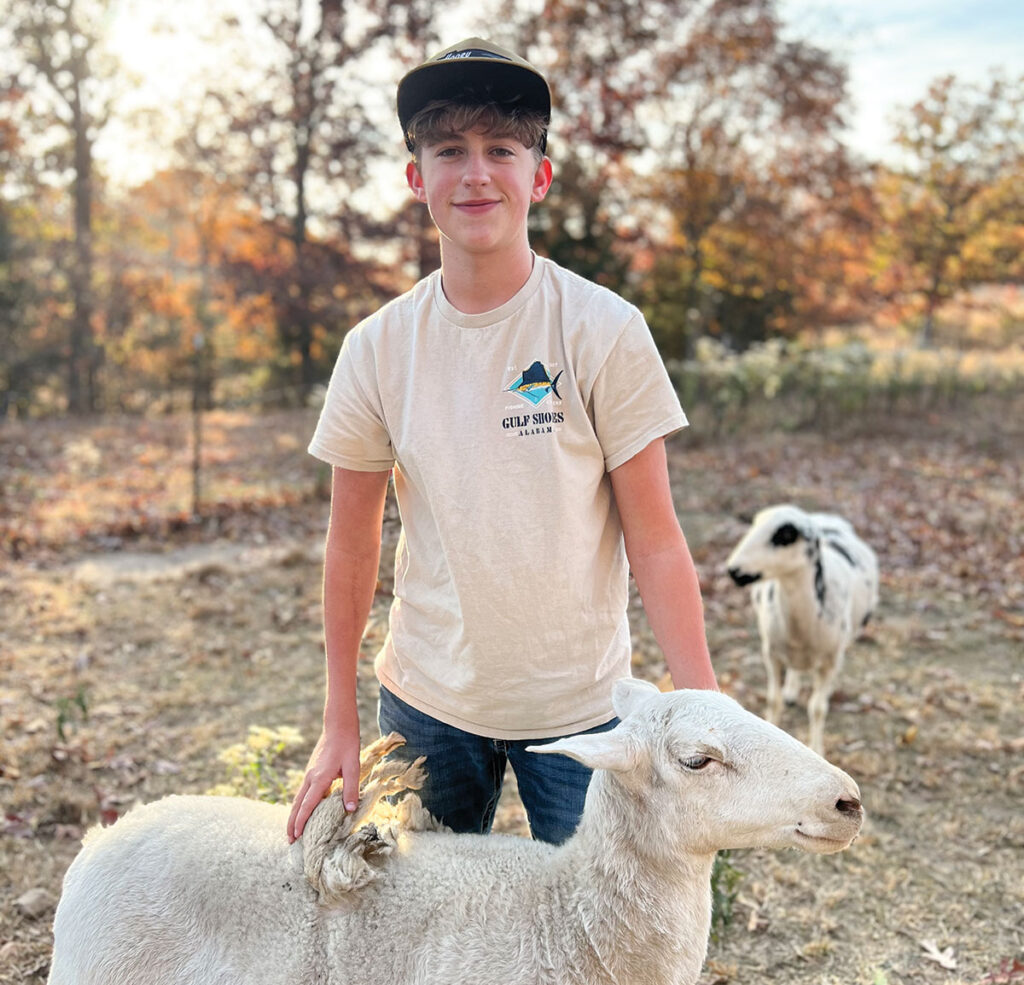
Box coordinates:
[526,730,636,773]
[611,677,661,720]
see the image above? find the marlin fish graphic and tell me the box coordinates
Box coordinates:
[510,361,563,399]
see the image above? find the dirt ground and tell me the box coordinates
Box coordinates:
[1,409,1022,984]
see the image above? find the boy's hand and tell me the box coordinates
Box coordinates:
[287,726,361,843]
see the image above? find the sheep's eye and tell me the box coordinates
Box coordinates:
[771,523,800,547]
[680,755,714,771]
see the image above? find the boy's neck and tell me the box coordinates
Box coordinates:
[439,243,536,315]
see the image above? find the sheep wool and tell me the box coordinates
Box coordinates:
[48,681,865,985]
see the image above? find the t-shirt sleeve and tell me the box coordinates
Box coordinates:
[591,312,688,472]
[308,327,395,472]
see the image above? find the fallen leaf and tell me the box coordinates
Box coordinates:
[704,960,738,983]
[746,906,761,932]
[15,887,55,919]
[979,957,1024,984]
[921,939,957,970]
[992,609,1024,628]
[2,814,35,838]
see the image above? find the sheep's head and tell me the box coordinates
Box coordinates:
[529,679,863,857]
[726,504,819,586]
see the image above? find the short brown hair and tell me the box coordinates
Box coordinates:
[406,100,548,163]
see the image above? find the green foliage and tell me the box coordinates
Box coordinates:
[638,250,799,359]
[207,725,306,804]
[710,850,743,943]
[0,200,57,418]
[528,152,633,292]
[55,685,89,743]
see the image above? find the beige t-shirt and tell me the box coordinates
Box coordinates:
[309,256,687,738]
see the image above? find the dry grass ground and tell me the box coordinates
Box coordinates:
[1,408,1021,984]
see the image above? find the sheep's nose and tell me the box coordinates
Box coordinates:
[728,567,761,587]
[836,796,862,816]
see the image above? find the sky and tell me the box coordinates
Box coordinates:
[97,0,1023,184]
[778,0,1023,159]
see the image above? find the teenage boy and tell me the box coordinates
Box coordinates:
[287,38,717,845]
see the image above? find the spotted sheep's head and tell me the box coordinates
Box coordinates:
[726,504,819,586]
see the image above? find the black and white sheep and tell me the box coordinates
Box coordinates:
[46,680,863,985]
[727,503,879,754]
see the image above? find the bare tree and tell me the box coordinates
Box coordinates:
[214,0,413,390]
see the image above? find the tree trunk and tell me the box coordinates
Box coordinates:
[682,230,708,358]
[293,109,315,390]
[68,73,96,414]
[918,270,942,349]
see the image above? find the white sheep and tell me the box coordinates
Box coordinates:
[726,503,879,755]
[47,680,864,985]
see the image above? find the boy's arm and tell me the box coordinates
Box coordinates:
[609,437,719,691]
[287,465,391,843]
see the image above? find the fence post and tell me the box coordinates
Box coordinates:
[191,330,205,518]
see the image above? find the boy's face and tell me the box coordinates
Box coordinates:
[406,128,552,261]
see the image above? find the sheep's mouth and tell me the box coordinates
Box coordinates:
[792,830,857,854]
[728,568,762,587]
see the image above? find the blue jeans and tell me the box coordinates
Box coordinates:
[377,686,618,845]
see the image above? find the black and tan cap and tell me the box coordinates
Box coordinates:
[397,37,551,152]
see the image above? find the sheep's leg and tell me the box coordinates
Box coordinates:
[807,663,839,755]
[762,646,786,726]
[781,668,802,706]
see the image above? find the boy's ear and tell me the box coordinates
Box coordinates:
[406,160,427,203]
[531,157,553,203]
